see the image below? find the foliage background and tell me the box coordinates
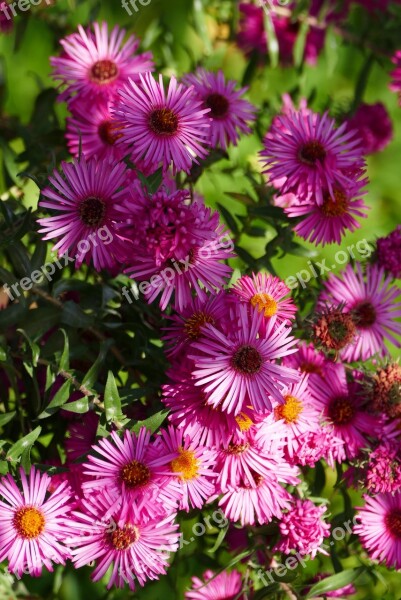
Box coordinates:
[0,0,400,598]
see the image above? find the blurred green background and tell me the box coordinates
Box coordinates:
[0,0,400,598]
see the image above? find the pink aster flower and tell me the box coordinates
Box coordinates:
[309,364,379,462]
[190,304,300,415]
[285,179,369,246]
[354,492,401,569]
[230,272,297,331]
[260,110,366,205]
[274,498,330,558]
[114,72,210,173]
[290,427,344,469]
[237,3,267,56]
[37,156,129,271]
[390,50,401,105]
[376,226,401,279]
[365,442,401,495]
[345,102,393,155]
[70,491,179,591]
[66,99,126,161]
[51,22,154,102]
[0,467,75,577]
[82,428,180,511]
[319,263,401,361]
[283,341,328,380]
[186,569,245,600]
[157,426,217,511]
[182,68,256,150]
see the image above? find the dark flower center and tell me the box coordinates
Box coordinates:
[321,189,349,217]
[227,442,250,455]
[149,108,179,136]
[328,396,354,426]
[120,460,150,489]
[298,140,326,166]
[205,93,230,119]
[98,120,122,146]
[78,197,106,227]
[231,345,262,375]
[91,60,119,84]
[352,301,377,328]
[108,524,140,550]
[184,311,215,340]
[300,362,323,375]
[386,510,401,539]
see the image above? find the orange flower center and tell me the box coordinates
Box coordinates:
[275,394,303,424]
[108,524,140,550]
[170,448,199,480]
[227,441,250,455]
[250,292,278,318]
[13,506,45,539]
[321,189,349,217]
[120,460,151,489]
[235,412,254,432]
[184,311,215,340]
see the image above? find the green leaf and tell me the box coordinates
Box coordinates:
[305,568,365,598]
[38,379,72,419]
[17,329,40,366]
[104,371,125,422]
[7,426,42,462]
[58,329,69,371]
[261,3,279,68]
[61,302,94,329]
[0,461,8,475]
[216,202,239,236]
[0,411,16,428]
[61,398,89,414]
[132,409,169,434]
[82,340,113,388]
[207,524,228,553]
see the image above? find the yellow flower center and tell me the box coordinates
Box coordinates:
[13,507,45,539]
[235,412,254,432]
[170,448,199,480]
[274,394,303,424]
[250,292,278,318]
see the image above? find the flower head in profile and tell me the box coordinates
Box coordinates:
[115,72,210,173]
[376,225,401,279]
[345,102,393,155]
[0,467,75,577]
[186,569,245,600]
[183,68,256,150]
[51,22,154,102]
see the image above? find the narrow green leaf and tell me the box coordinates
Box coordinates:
[61,398,89,414]
[216,202,239,236]
[132,409,168,434]
[17,329,40,366]
[82,340,113,388]
[0,411,16,427]
[104,371,124,422]
[58,329,69,371]
[7,426,42,462]
[38,379,71,419]
[306,568,365,598]
[207,524,228,553]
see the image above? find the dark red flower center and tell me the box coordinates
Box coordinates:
[98,120,122,146]
[205,93,229,119]
[227,441,250,455]
[78,197,106,227]
[300,362,323,376]
[184,311,215,340]
[149,108,179,136]
[91,60,119,84]
[108,524,140,550]
[231,345,262,375]
[386,509,401,539]
[298,140,326,166]
[120,460,150,489]
[352,301,376,328]
[321,189,349,217]
[328,396,354,426]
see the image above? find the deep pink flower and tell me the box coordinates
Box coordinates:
[51,22,154,102]
[274,498,330,558]
[114,72,210,173]
[376,226,401,279]
[183,68,256,150]
[289,427,344,469]
[345,102,393,155]
[319,263,401,361]
[0,467,75,577]
[365,442,401,495]
[190,304,300,415]
[283,341,328,380]
[186,569,245,600]
[237,3,267,56]
[37,156,130,271]
[355,492,401,569]
[260,110,366,205]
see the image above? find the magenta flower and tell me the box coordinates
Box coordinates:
[355,492,401,569]
[51,22,154,102]
[70,491,180,590]
[376,226,401,279]
[390,50,401,105]
[37,157,129,271]
[319,263,401,361]
[365,442,401,495]
[283,341,328,380]
[190,304,300,415]
[186,569,245,600]
[0,467,75,577]
[260,110,366,205]
[183,68,256,150]
[114,72,211,173]
[345,102,393,155]
[274,498,330,558]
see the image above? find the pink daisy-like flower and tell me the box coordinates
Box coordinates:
[82,428,180,511]
[230,272,297,331]
[354,492,401,569]
[290,427,344,469]
[309,364,378,462]
[365,442,401,495]
[51,22,154,102]
[260,110,366,205]
[376,226,401,279]
[157,426,217,511]
[283,341,328,379]
[285,179,369,246]
[182,68,256,150]
[37,156,129,271]
[0,467,75,577]
[390,50,401,105]
[114,72,211,173]
[186,569,245,600]
[274,498,330,558]
[345,102,393,155]
[66,99,126,161]
[190,304,300,415]
[70,491,179,590]
[319,263,401,361]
